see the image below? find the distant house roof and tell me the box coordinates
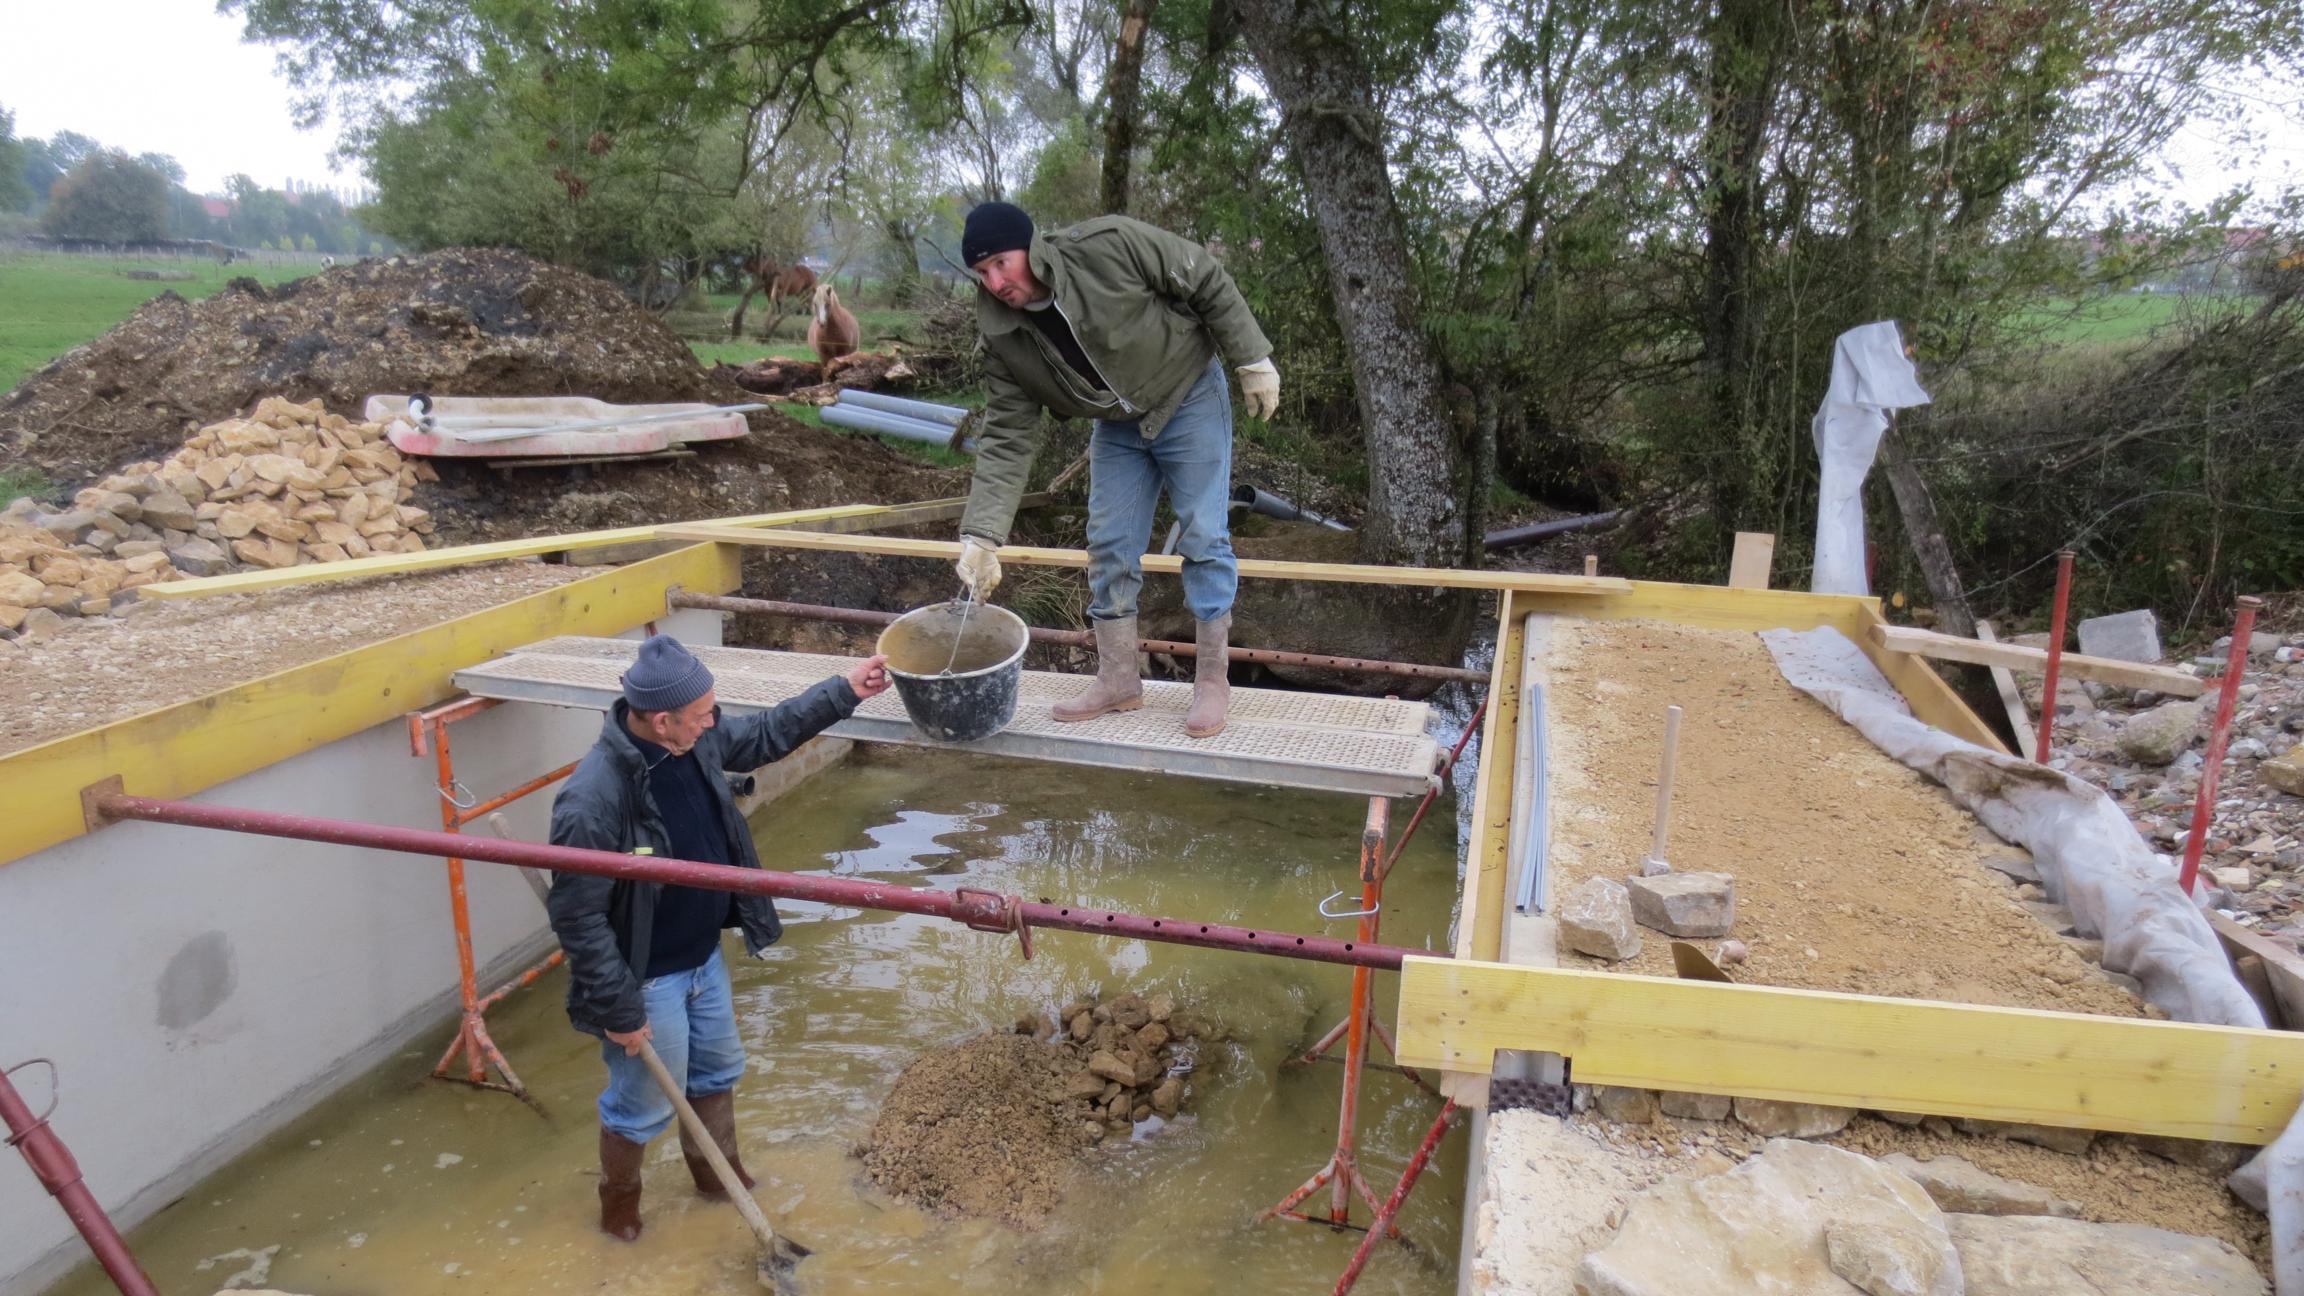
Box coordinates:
[201,197,234,220]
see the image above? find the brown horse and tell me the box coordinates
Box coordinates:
[805,283,861,380]
[728,256,819,339]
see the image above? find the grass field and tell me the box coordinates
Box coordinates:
[0,253,309,394]
[2012,290,2262,346]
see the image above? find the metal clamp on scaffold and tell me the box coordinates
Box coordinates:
[951,885,1034,960]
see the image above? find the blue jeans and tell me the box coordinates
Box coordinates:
[596,947,747,1143]
[1086,357,1238,623]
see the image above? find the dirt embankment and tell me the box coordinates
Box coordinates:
[0,247,964,544]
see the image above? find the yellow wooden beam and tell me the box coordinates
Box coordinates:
[141,497,970,600]
[1872,623,2206,698]
[657,524,1636,594]
[1396,955,2304,1142]
[0,543,739,867]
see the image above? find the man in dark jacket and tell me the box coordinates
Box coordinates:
[547,634,889,1241]
[951,201,1277,741]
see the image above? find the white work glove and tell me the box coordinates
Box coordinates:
[1237,358,1280,420]
[956,535,1002,599]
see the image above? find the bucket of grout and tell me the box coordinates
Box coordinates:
[875,600,1029,742]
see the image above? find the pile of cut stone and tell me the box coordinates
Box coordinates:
[1022,988,1196,1139]
[0,397,437,639]
[2028,609,2304,937]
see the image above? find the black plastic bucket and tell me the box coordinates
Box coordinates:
[875,601,1029,742]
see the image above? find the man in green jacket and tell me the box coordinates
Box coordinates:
[952,201,1278,739]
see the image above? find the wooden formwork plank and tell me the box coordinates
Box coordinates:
[657,524,1635,595]
[140,498,972,600]
[1439,597,1528,1106]
[1396,955,2304,1142]
[0,544,740,867]
[1728,532,1776,589]
[1872,624,2206,698]
[1976,620,2038,761]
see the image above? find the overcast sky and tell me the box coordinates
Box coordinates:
[3,0,2299,211]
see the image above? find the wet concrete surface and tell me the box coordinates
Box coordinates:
[49,745,1464,1296]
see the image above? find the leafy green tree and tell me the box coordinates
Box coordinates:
[0,107,31,213]
[41,150,170,241]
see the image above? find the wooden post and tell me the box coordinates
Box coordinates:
[1974,621,2038,761]
[1583,554,1599,578]
[1728,532,1775,589]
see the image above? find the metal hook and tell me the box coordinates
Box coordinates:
[1319,890,1379,920]
[2,1059,59,1145]
[439,779,477,810]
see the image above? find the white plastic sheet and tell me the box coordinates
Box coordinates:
[1810,321,1932,596]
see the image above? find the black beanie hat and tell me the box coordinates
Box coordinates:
[962,202,1035,267]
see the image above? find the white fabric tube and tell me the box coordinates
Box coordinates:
[1810,321,1932,596]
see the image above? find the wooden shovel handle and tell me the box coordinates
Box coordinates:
[635,1040,781,1251]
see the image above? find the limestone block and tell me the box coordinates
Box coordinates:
[1660,1090,1733,1121]
[165,538,232,577]
[1733,1098,1854,1138]
[2264,748,2304,797]
[2078,609,2162,663]
[140,490,198,532]
[2116,701,2202,766]
[1627,872,1736,938]
[1877,1154,2078,1217]
[1594,1086,1659,1124]
[336,493,372,527]
[247,454,300,485]
[1574,1139,1958,1296]
[215,509,259,539]
[1560,877,1643,960]
[1948,1214,2264,1295]
[215,421,279,453]
[255,517,313,544]
[1827,1219,1955,1296]
[75,488,141,521]
[0,602,26,632]
[195,457,237,491]
[18,606,66,638]
[0,569,48,605]
[1950,1118,2095,1157]
[304,542,350,565]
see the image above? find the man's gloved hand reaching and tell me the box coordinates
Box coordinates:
[956,534,1003,599]
[1237,357,1280,420]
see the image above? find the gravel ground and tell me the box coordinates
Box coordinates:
[0,561,587,755]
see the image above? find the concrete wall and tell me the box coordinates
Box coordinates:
[0,610,726,1293]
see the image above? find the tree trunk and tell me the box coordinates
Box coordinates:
[1697,0,1785,519]
[1878,419,1976,639]
[1099,0,1158,215]
[1230,0,1470,569]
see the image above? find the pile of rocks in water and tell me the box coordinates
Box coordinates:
[1017,988,1198,1140]
[0,397,438,639]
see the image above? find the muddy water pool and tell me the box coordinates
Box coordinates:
[51,745,1464,1296]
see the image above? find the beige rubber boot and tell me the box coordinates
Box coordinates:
[1184,613,1232,739]
[1052,616,1144,722]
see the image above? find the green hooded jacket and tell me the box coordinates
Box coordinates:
[959,215,1272,545]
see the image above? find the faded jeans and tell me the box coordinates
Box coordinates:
[595,947,747,1143]
[1086,357,1238,623]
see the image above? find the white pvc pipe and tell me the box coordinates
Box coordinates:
[838,390,971,426]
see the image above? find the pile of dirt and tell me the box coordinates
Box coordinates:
[0,247,966,547]
[3,248,714,487]
[858,990,1197,1228]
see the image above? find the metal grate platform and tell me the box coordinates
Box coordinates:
[455,637,1442,798]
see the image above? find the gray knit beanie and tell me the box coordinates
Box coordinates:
[621,636,714,713]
